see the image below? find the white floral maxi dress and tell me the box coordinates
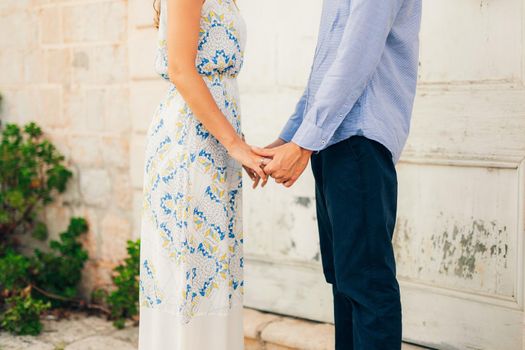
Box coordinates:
[138,0,246,349]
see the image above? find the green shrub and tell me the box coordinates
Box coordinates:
[0,121,91,335]
[106,239,140,329]
[0,249,31,291]
[0,120,140,335]
[0,217,89,335]
[0,122,72,246]
[31,218,89,304]
[1,293,51,335]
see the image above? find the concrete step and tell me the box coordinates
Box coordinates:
[244,308,428,350]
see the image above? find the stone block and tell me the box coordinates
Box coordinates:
[0,0,31,12]
[99,212,132,261]
[80,260,103,294]
[71,45,128,84]
[129,133,146,189]
[244,308,282,340]
[265,344,296,350]
[23,47,47,84]
[70,206,100,260]
[46,48,71,84]
[0,49,26,84]
[65,88,105,132]
[2,90,36,125]
[129,80,168,133]
[131,190,143,239]
[128,27,158,79]
[2,87,63,128]
[38,86,64,128]
[39,5,62,45]
[0,47,46,84]
[1,10,38,49]
[63,1,126,44]
[69,135,103,167]
[101,136,129,169]
[96,259,119,286]
[129,0,155,28]
[111,171,133,211]
[43,203,71,240]
[105,87,131,134]
[79,168,111,206]
[260,318,335,350]
[244,338,263,350]
[46,131,73,166]
[63,87,85,130]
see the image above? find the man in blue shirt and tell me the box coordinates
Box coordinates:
[254,1,422,348]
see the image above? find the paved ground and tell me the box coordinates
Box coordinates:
[0,310,427,350]
[0,313,138,350]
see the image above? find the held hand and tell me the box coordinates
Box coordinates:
[264,138,286,149]
[240,134,260,188]
[227,140,269,187]
[253,138,287,187]
[242,165,262,189]
[240,134,270,188]
[252,142,312,188]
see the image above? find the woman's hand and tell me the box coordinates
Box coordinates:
[243,165,261,188]
[240,134,263,188]
[227,140,269,188]
[254,138,287,187]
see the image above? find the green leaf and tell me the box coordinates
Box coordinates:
[1,294,50,336]
[0,250,31,290]
[106,239,141,328]
[0,121,73,243]
[31,217,89,304]
[31,222,48,241]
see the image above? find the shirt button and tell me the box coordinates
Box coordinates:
[338,114,344,118]
[321,140,326,144]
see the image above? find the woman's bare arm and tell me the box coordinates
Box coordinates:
[166,0,267,182]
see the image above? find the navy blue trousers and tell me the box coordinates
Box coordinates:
[311,136,402,350]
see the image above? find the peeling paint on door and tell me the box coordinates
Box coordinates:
[394,163,518,299]
[430,219,508,280]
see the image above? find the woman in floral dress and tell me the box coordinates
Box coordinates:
[138,0,265,349]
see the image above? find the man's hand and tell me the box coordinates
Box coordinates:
[252,142,313,188]
[264,138,286,149]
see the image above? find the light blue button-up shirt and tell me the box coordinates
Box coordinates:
[280,0,422,162]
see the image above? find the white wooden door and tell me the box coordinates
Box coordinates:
[239,0,525,349]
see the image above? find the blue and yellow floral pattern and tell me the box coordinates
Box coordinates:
[140,0,246,324]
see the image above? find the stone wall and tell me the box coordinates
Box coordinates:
[0,0,136,292]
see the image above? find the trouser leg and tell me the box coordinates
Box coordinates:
[314,136,402,350]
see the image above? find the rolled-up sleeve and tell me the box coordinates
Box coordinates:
[292,0,403,151]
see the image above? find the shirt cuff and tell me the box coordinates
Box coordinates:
[279,117,302,143]
[291,118,326,151]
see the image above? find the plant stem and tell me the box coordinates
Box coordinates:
[30,285,111,315]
